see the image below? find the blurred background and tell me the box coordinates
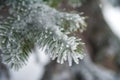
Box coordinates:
[1,0,120,80]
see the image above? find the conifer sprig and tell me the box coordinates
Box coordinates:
[0,0,86,69]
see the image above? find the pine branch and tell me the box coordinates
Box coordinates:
[0,0,86,69]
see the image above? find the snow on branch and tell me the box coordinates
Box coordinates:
[0,0,86,69]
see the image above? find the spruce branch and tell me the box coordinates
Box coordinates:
[0,0,86,69]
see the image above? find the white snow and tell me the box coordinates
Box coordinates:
[10,48,49,80]
[102,4,120,38]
